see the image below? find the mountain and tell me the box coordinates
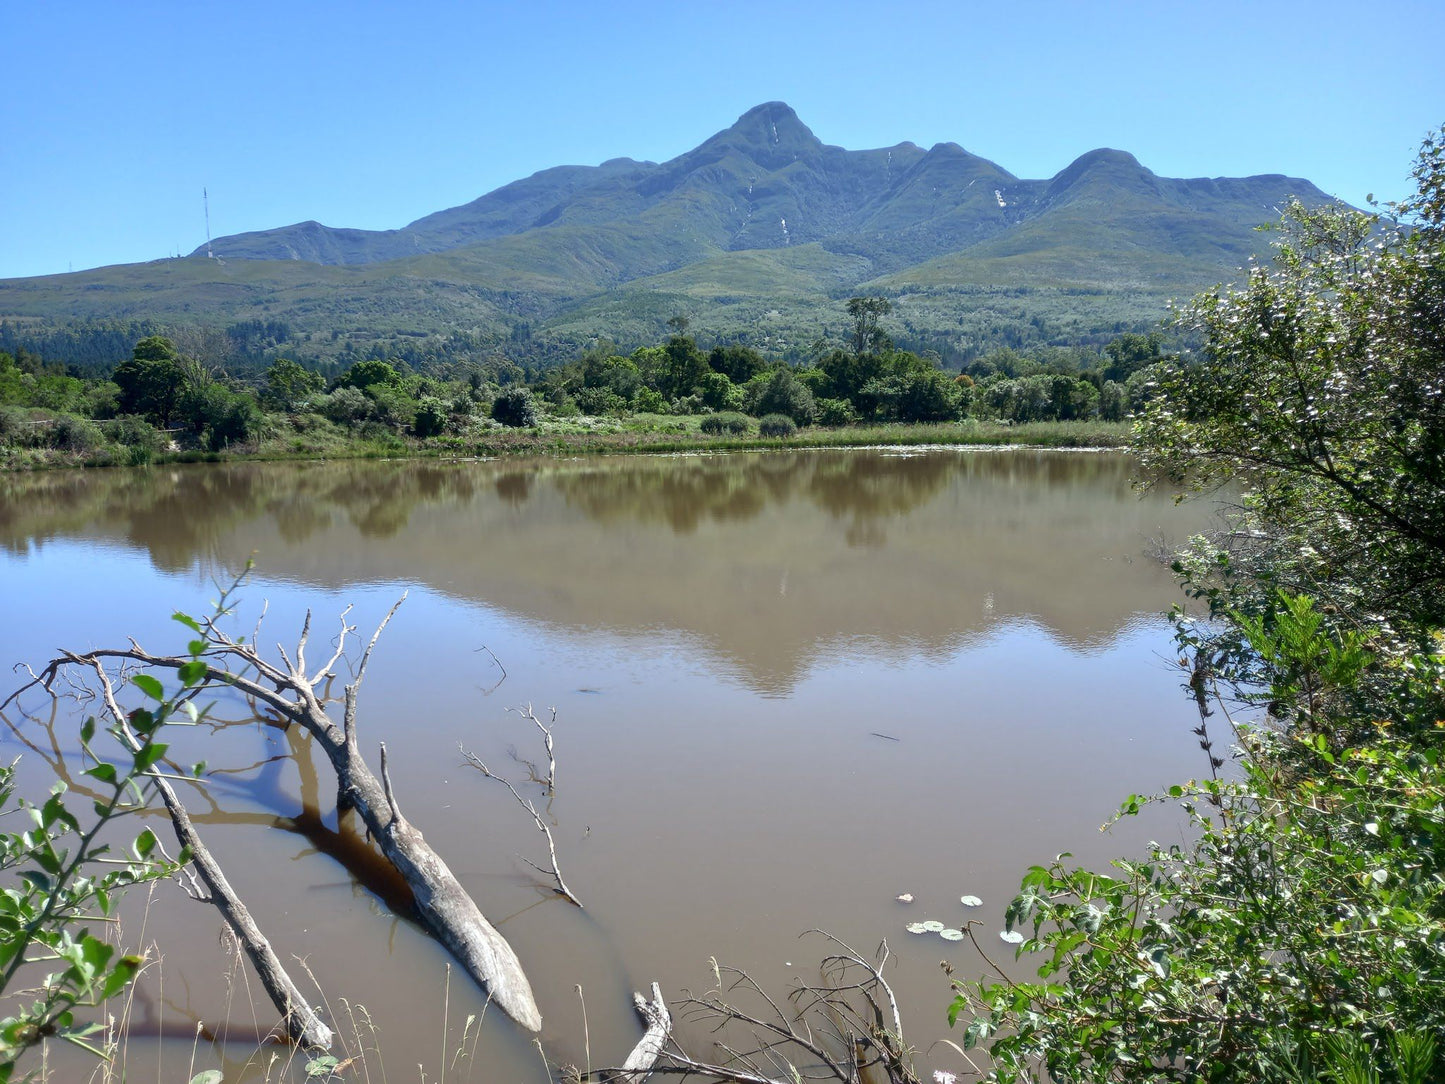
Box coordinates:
[0,102,1337,367]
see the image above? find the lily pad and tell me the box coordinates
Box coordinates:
[999,930,1024,945]
[905,922,931,934]
[921,920,945,933]
[896,893,915,903]
[939,928,965,941]
[959,895,983,907]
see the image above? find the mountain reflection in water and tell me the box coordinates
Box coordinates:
[0,450,1220,695]
[0,450,1219,696]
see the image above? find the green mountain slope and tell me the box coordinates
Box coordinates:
[0,102,1341,365]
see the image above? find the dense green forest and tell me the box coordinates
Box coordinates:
[0,299,1158,467]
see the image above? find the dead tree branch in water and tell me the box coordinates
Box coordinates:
[605,982,672,1084]
[589,936,921,1084]
[5,592,543,1033]
[460,704,581,907]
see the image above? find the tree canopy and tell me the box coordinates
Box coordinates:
[1136,132,1445,628]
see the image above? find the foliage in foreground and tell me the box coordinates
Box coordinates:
[952,601,1445,1082]
[0,671,191,1077]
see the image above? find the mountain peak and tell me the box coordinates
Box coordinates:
[1046,147,1157,200]
[715,101,821,160]
[925,141,970,158]
[1070,148,1148,171]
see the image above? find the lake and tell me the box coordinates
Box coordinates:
[0,449,1226,1082]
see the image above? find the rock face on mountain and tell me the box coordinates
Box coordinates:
[4,102,1339,364]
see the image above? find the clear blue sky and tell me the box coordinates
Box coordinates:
[2,0,1441,279]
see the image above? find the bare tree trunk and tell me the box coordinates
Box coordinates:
[610,982,670,1083]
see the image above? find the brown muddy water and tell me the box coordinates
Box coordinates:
[0,450,1229,1082]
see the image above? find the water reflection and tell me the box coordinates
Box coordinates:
[0,451,1220,693]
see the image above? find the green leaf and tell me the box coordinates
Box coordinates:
[305,1055,340,1076]
[131,674,165,702]
[1145,945,1171,980]
[178,660,208,687]
[84,763,118,785]
[947,994,967,1027]
[134,828,157,859]
[96,955,141,1001]
[132,743,168,774]
[80,717,95,744]
[172,611,203,634]
[190,1072,225,1084]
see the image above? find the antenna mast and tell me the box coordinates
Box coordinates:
[204,187,214,258]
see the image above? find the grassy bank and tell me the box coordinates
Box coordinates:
[1,417,1131,470]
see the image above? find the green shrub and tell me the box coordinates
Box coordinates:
[575,386,624,416]
[699,371,742,412]
[50,413,104,453]
[202,391,264,450]
[815,397,858,426]
[861,369,963,422]
[955,728,1445,1083]
[318,386,371,426]
[101,414,163,451]
[0,407,34,447]
[412,396,450,438]
[333,359,402,391]
[364,383,418,431]
[549,396,582,418]
[491,387,538,428]
[758,413,797,438]
[750,368,816,425]
[699,411,750,435]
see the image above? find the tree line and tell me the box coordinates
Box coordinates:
[1,301,1162,465]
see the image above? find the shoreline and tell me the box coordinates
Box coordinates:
[0,419,1132,472]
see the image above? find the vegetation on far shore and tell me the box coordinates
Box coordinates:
[0,299,1156,471]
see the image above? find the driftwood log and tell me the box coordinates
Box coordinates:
[610,982,671,1083]
[12,597,542,1034]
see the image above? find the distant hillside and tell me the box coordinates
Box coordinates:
[0,102,1338,368]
